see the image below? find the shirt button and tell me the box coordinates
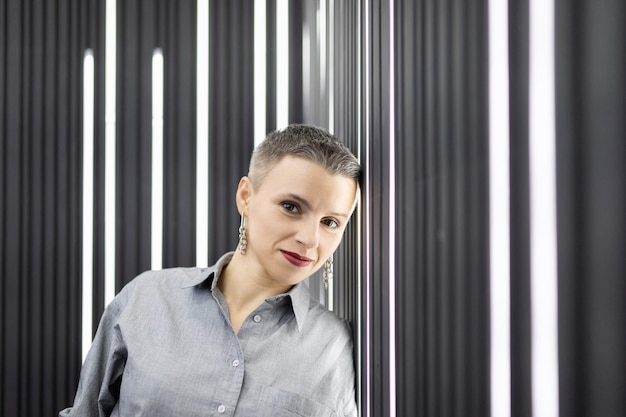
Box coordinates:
[232,359,240,367]
[253,314,262,323]
[217,404,226,413]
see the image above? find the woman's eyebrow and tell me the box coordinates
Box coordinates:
[280,193,349,218]
[281,193,312,210]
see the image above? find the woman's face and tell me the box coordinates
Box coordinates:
[236,156,358,287]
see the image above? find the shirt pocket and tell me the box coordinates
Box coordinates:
[257,386,339,417]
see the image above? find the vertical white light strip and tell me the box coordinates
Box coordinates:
[326,0,335,312]
[82,50,95,361]
[104,0,117,307]
[353,2,366,410]
[529,0,559,416]
[196,0,210,267]
[389,0,396,417]
[151,50,164,271]
[275,0,289,129]
[388,0,396,416]
[302,23,310,123]
[363,0,372,415]
[355,0,364,412]
[327,0,334,134]
[318,0,327,119]
[488,0,512,416]
[254,0,267,146]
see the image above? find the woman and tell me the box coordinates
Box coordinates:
[60,124,360,416]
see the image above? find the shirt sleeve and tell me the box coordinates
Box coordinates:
[59,284,132,417]
[341,391,358,417]
[332,319,358,417]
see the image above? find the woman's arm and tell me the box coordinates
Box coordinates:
[59,286,131,417]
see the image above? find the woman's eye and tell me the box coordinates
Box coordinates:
[323,218,340,229]
[281,202,299,213]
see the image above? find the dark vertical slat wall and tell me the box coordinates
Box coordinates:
[3,1,626,416]
[328,1,363,410]
[556,1,626,417]
[90,0,108,330]
[394,1,490,416]
[161,0,198,269]
[115,0,198,287]
[0,0,87,414]
[1,0,252,414]
[264,0,277,134]
[288,0,303,124]
[331,0,361,325]
[113,0,253,278]
[206,0,255,263]
[115,0,158,286]
[297,0,361,307]
[508,1,532,417]
[363,1,392,417]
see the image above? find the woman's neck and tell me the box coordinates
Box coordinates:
[217,252,292,332]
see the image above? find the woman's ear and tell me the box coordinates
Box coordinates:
[235,176,253,215]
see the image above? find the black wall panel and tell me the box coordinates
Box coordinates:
[364,1,392,416]
[288,0,304,125]
[89,0,107,333]
[556,1,626,416]
[116,0,160,286]
[265,0,277,134]
[160,0,198,270]
[0,0,90,414]
[394,1,490,416]
[206,0,255,263]
[1,0,254,414]
[508,1,532,417]
[114,0,198,287]
[331,0,361,326]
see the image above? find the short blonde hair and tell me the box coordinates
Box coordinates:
[248,124,361,190]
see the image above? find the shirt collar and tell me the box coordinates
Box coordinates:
[267,280,310,332]
[179,252,233,289]
[180,252,311,331]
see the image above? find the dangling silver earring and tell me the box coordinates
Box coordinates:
[238,214,247,255]
[323,254,334,289]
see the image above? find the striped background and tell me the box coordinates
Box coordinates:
[1,1,624,416]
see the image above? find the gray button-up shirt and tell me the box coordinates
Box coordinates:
[60,253,357,417]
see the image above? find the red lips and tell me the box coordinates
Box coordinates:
[280,250,314,267]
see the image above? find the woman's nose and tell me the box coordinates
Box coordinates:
[295,220,320,249]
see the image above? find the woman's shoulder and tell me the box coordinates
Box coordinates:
[111,266,214,308]
[132,266,210,286]
[129,264,217,289]
[305,298,353,338]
